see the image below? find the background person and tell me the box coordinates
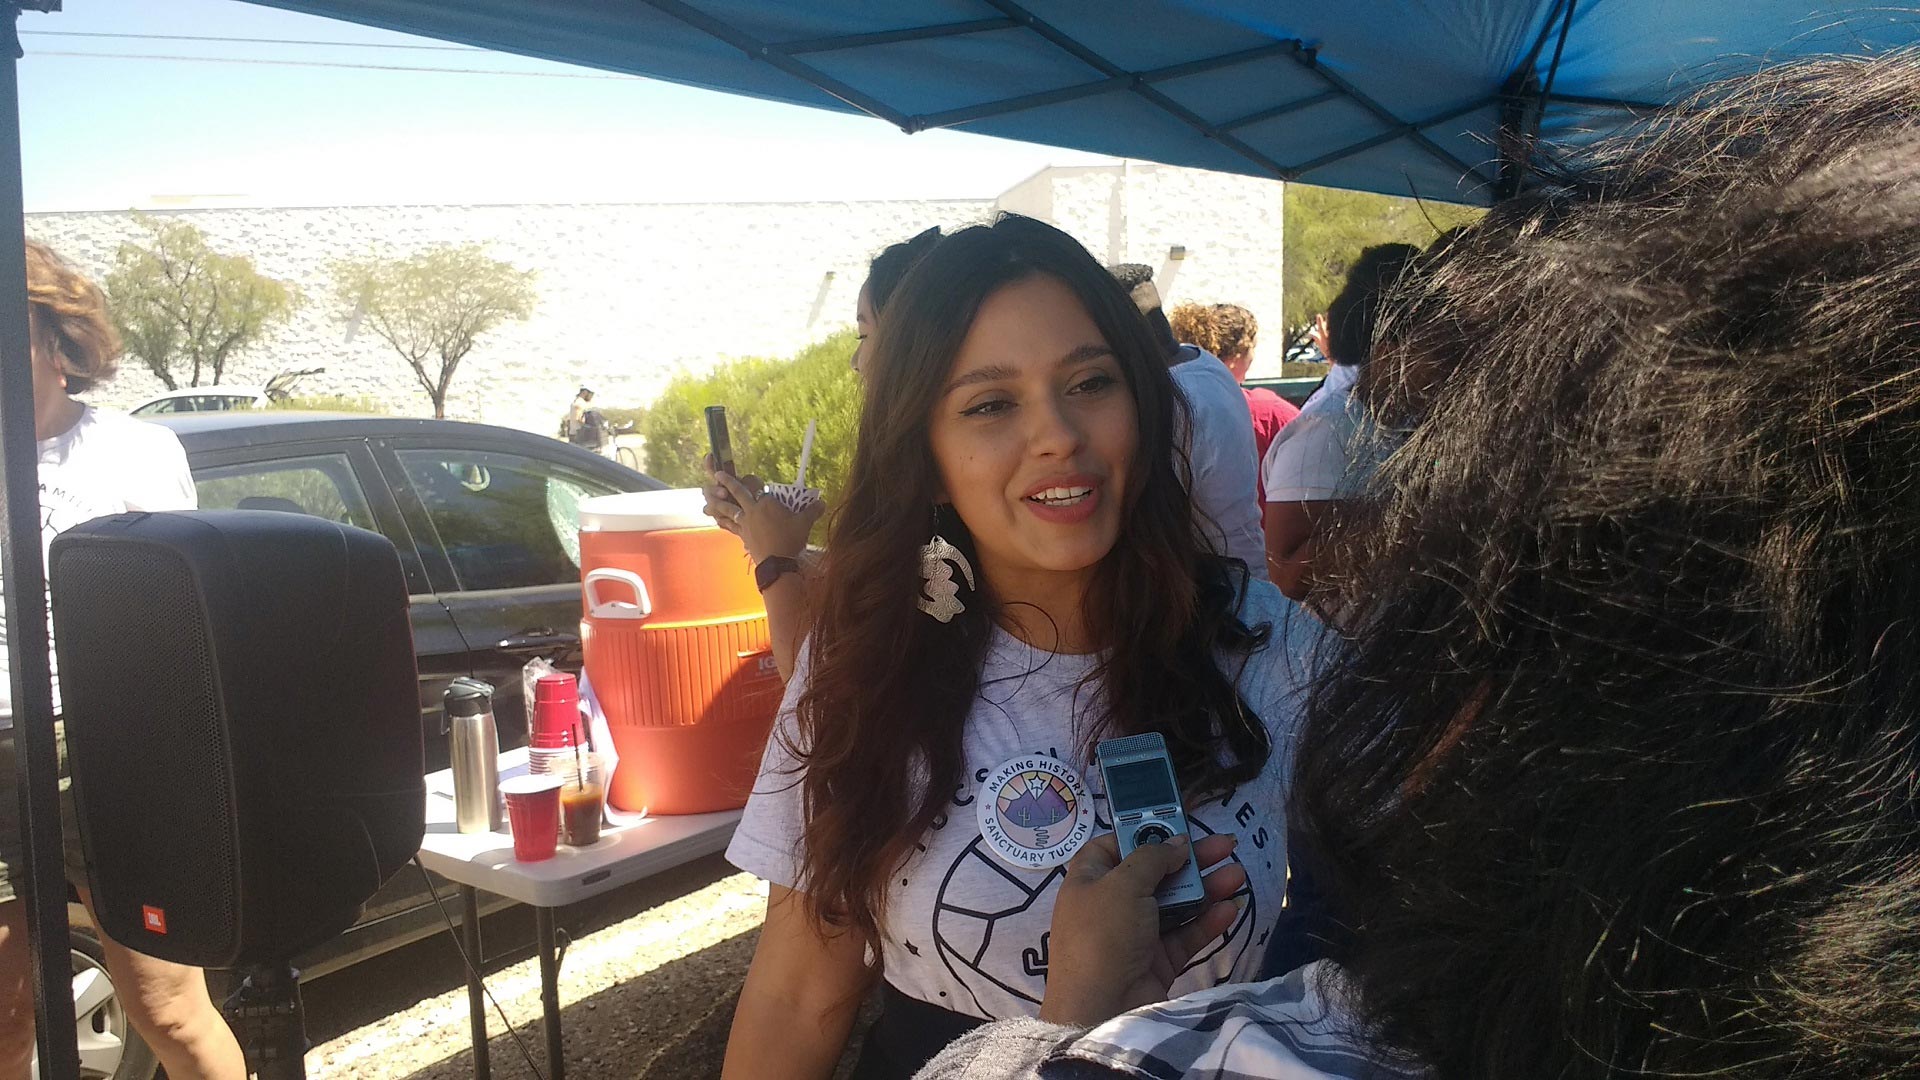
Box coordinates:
[701,227,943,681]
[721,216,1310,1079]
[919,52,1920,1080]
[1260,243,1418,606]
[561,385,594,443]
[0,240,243,1080]
[1106,264,1266,580]
[1169,302,1299,506]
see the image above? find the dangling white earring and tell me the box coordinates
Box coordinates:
[918,534,975,623]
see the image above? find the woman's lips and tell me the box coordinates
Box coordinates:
[1022,481,1101,525]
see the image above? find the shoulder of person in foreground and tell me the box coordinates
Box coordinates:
[919,964,1421,1080]
[912,1017,1114,1080]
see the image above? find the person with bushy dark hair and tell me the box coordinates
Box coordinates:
[918,52,1920,1080]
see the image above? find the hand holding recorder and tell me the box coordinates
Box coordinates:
[1039,831,1245,1028]
[1037,734,1248,1028]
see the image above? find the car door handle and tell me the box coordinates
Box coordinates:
[497,632,581,654]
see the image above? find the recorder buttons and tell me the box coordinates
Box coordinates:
[1134,823,1174,846]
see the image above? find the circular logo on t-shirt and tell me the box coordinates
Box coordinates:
[976,754,1093,870]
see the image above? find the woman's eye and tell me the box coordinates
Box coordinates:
[1071,373,1119,395]
[961,399,1012,418]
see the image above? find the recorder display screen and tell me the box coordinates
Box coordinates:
[1106,759,1177,810]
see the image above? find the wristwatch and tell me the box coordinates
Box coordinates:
[754,555,800,593]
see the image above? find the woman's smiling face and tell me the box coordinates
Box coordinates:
[928,273,1139,594]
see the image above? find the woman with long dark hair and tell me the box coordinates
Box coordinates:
[722,215,1311,1078]
[917,53,1920,1080]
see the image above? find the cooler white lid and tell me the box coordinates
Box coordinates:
[578,488,711,533]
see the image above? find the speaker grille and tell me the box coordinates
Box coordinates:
[58,545,237,956]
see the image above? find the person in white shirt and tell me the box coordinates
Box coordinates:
[0,241,243,1080]
[1261,244,1419,606]
[562,386,592,442]
[722,216,1312,1079]
[1106,264,1267,581]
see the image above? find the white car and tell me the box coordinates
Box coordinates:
[128,386,272,416]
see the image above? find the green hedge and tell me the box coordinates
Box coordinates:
[270,394,388,414]
[642,330,861,512]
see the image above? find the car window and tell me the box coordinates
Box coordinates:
[137,398,177,415]
[396,449,618,592]
[195,454,377,532]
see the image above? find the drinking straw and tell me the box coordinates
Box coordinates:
[796,419,817,488]
[570,726,585,792]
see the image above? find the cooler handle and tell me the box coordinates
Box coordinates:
[585,568,652,620]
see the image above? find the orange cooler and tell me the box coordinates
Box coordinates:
[577,490,783,814]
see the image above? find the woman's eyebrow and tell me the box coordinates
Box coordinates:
[943,344,1114,395]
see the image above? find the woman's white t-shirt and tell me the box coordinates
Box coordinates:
[727,582,1321,1021]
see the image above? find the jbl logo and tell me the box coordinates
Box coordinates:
[141,905,168,934]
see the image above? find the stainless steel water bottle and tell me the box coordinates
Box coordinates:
[444,678,502,833]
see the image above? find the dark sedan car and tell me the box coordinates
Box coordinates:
[154,411,665,978]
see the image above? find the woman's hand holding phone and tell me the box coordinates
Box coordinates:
[1037,832,1245,1029]
[703,455,824,564]
[701,452,749,539]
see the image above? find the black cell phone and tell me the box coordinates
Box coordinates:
[705,405,735,478]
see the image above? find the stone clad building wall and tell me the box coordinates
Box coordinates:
[27,163,1285,434]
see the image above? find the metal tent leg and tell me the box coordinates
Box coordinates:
[462,885,490,1080]
[0,6,76,1076]
[536,906,564,1080]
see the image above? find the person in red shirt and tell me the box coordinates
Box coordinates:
[1169,302,1299,502]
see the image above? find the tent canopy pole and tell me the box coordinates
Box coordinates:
[1,3,79,1077]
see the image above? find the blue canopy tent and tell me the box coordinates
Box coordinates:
[2,2,1917,1075]
[241,1,1920,204]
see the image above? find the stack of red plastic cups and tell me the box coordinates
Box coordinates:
[528,672,582,775]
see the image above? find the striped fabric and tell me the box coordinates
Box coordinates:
[1051,963,1425,1080]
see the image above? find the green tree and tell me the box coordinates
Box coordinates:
[103,218,301,391]
[1283,184,1481,339]
[642,330,861,521]
[334,244,536,419]
[743,332,863,509]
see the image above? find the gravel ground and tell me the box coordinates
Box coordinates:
[291,853,875,1080]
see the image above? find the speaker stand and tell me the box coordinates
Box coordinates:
[224,961,308,1080]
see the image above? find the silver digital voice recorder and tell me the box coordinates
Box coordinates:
[1095,732,1206,925]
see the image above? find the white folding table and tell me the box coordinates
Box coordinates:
[415,747,742,1080]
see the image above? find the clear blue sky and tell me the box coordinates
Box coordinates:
[16,0,1116,211]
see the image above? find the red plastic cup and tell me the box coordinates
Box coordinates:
[501,775,564,862]
[531,674,579,750]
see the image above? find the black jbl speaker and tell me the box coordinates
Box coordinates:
[48,510,425,968]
